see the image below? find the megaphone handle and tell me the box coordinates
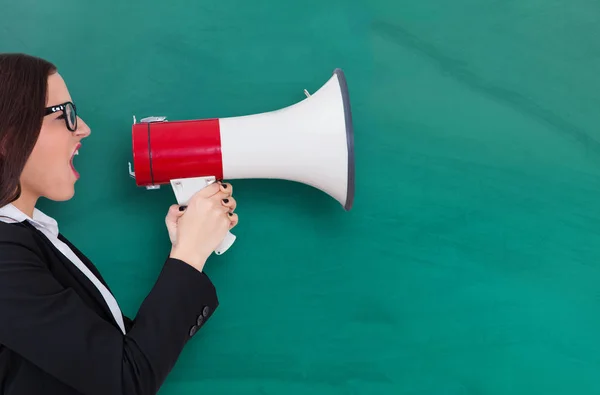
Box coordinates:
[214,230,236,255]
[170,176,237,256]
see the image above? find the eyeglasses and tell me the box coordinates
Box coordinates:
[44,101,78,132]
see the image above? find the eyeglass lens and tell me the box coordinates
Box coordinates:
[65,103,77,131]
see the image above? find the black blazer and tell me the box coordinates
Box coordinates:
[0,219,219,395]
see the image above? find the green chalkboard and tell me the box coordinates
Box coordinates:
[3,0,600,393]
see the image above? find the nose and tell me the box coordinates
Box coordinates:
[75,116,91,138]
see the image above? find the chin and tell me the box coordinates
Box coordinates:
[45,186,76,202]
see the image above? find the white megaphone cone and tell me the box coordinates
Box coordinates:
[129,68,355,255]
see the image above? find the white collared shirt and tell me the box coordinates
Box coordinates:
[0,203,126,334]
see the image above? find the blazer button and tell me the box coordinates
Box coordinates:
[197,315,204,326]
[202,306,210,317]
[189,325,198,337]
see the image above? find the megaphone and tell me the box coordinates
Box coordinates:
[128,68,355,255]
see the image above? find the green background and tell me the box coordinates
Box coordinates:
[3,0,600,393]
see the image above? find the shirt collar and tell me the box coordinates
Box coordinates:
[0,203,59,236]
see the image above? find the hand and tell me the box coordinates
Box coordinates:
[165,186,239,245]
[168,182,239,271]
[165,204,185,246]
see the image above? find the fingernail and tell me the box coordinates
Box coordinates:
[179,206,187,211]
[222,198,229,204]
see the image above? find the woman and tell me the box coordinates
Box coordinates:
[0,53,238,395]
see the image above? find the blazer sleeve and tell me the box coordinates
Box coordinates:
[0,230,219,395]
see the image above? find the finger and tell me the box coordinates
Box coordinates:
[219,182,232,196]
[208,193,232,213]
[210,189,232,204]
[167,204,186,217]
[221,196,236,211]
[191,182,222,200]
[228,212,239,229]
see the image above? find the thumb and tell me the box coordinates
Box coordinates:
[166,204,186,221]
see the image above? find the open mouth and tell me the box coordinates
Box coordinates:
[70,144,81,178]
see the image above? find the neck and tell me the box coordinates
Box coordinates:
[11,190,38,218]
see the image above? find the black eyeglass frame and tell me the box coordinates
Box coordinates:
[44,101,78,132]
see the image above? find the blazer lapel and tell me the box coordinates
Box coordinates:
[57,235,131,329]
[58,234,112,291]
[23,223,120,329]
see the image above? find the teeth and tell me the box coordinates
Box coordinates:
[74,150,79,155]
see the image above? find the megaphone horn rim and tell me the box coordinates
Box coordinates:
[333,68,355,211]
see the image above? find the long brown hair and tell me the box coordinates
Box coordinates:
[0,53,56,207]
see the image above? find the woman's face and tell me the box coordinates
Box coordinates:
[20,72,91,202]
